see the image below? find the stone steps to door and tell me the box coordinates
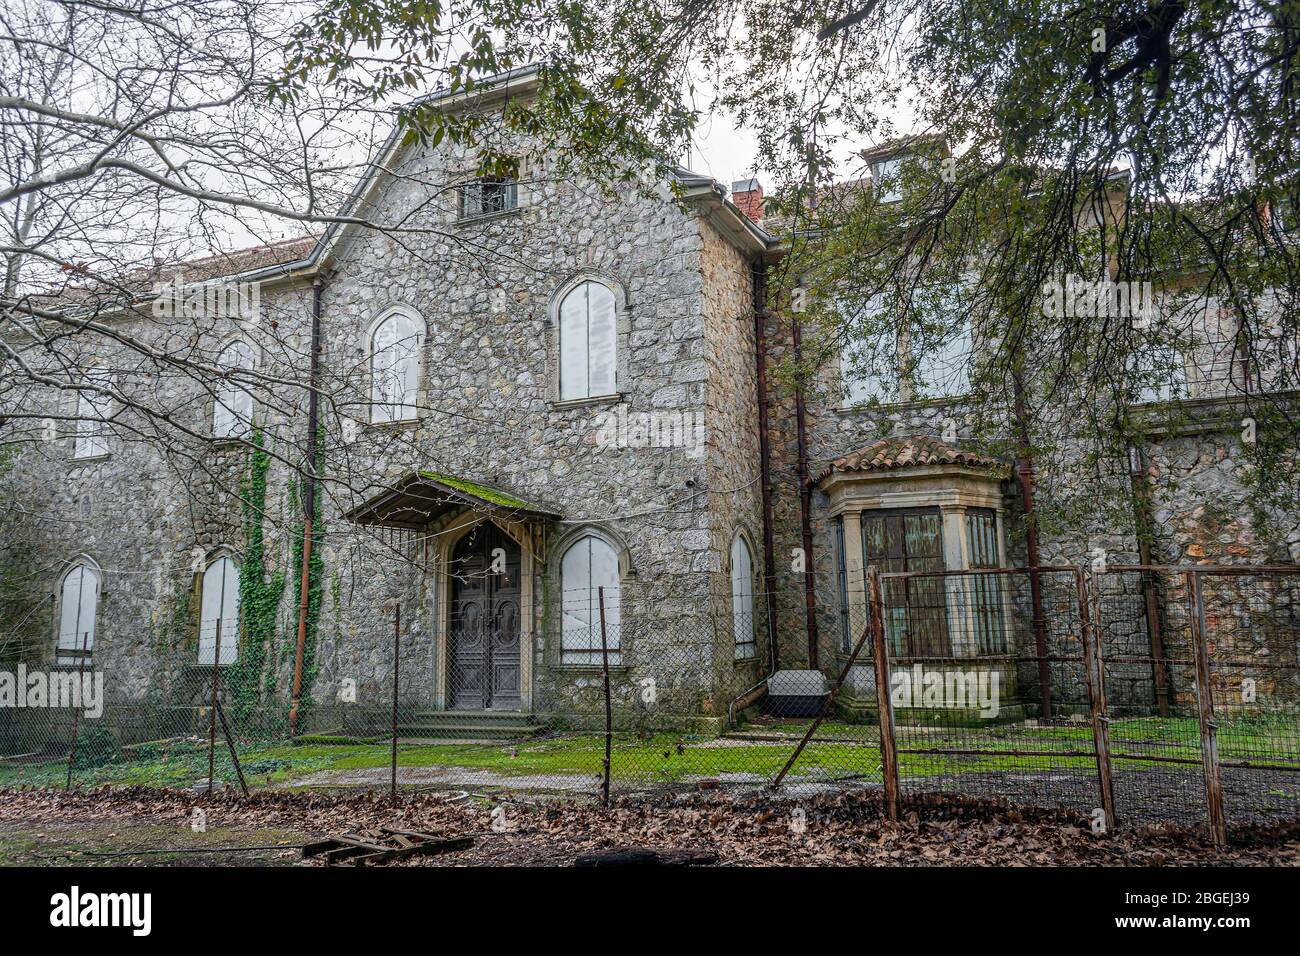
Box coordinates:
[397,711,548,741]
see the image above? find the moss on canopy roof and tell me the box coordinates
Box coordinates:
[418,470,540,511]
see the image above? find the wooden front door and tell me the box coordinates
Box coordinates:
[449,523,523,710]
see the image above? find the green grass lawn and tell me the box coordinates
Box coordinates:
[2,714,1295,793]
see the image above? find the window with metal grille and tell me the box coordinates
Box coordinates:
[861,509,948,657]
[459,174,517,219]
[965,508,1007,654]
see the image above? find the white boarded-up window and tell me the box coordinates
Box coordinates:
[731,534,756,659]
[560,535,621,664]
[559,282,617,401]
[370,311,421,422]
[198,556,240,665]
[73,373,112,459]
[57,563,99,665]
[214,340,255,438]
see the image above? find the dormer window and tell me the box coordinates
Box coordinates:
[873,157,904,203]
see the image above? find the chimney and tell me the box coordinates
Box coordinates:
[731,178,764,222]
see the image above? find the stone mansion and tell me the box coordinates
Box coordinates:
[2,66,1297,736]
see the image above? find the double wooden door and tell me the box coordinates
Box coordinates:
[449,524,522,710]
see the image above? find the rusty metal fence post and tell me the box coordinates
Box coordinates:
[1078,569,1116,832]
[1186,570,1228,847]
[64,630,90,790]
[391,602,400,805]
[598,587,612,807]
[868,566,901,822]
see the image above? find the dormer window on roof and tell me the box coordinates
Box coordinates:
[872,156,904,203]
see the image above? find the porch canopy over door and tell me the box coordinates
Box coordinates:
[343,470,561,713]
[343,470,561,533]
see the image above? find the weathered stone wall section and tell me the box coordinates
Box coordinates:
[0,280,315,733]
[312,135,726,723]
[697,218,765,704]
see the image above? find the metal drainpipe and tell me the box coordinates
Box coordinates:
[1012,368,1052,720]
[752,262,780,676]
[288,277,322,738]
[791,300,821,670]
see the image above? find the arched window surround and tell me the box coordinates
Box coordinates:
[55,556,102,666]
[198,551,241,665]
[366,306,426,424]
[548,274,630,406]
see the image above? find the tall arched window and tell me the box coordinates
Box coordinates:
[213,340,255,438]
[730,534,756,659]
[370,310,422,422]
[558,281,617,401]
[560,534,621,664]
[57,560,100,665]
[73,371,112,459]
[198,555,240,665]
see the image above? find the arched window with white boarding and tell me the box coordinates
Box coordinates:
[214,340,255,438]
[198,555,240,665]
[369,309,423,423]
[57,559,100,666]
[730,533,756,659]
[558,281,618,401]
[560,534,622,664]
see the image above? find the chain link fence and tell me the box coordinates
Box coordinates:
[2,564,1297,849]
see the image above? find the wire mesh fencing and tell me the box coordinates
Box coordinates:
[1,564,1297,849]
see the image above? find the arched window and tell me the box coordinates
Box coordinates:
[213,340,255,438]
[73,371,112,459]
[198,555,240,665]
[370,310,422,422]
[730,534,756,659]
[558,281,617,401]
[57,561,100,665]
[559,534,621,664]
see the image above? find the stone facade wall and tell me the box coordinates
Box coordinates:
[3,127,1297,739]
[0,129,767,735]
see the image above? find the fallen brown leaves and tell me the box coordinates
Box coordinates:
[2,786,1298,866]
